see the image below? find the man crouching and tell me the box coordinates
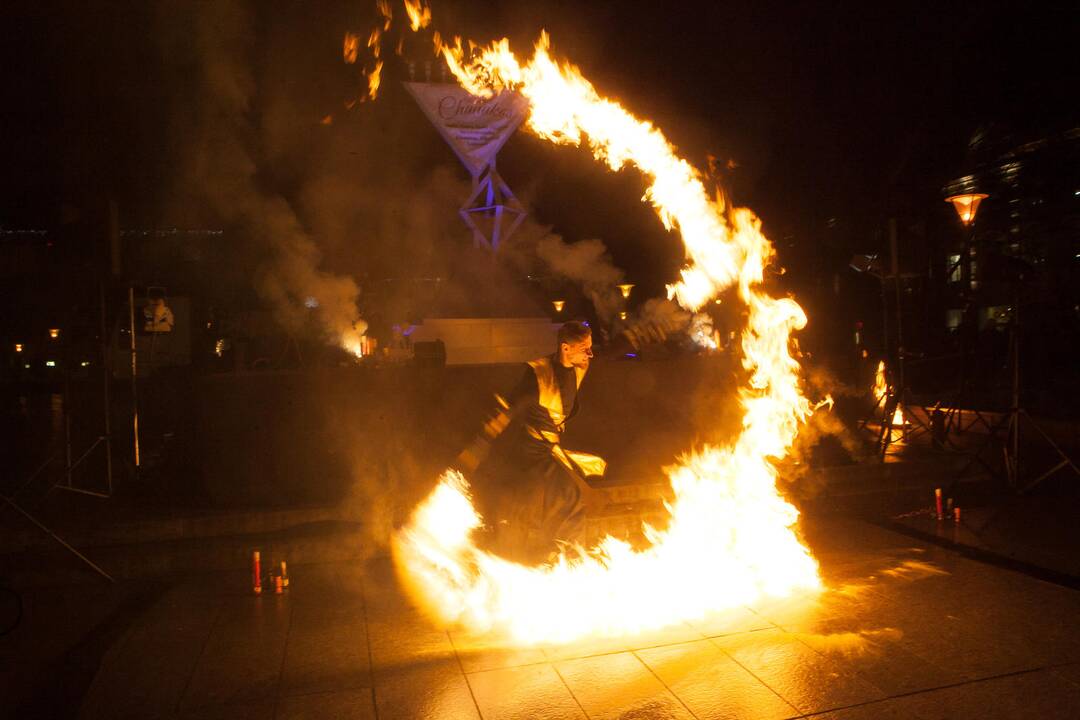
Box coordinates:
[461,321,608,564]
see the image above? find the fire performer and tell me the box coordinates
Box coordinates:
[459,320,609,563]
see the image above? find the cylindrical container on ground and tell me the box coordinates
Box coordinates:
[252,551,262,595]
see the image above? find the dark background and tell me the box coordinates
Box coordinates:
[1,0,1077,407]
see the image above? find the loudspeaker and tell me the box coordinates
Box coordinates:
[413,340,446,368]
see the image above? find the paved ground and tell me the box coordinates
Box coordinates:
[75,516,1080,720]
[892,488,1080,582]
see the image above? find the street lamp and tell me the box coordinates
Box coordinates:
[49,328,60,339]
[617,283,635,300]
[945,193,988,226]
[552,300,565,313]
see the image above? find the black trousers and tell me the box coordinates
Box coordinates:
[482,444,586,564]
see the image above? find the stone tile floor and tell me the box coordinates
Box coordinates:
[77,517,1080,719]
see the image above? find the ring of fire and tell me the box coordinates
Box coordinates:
[391,25,824,646]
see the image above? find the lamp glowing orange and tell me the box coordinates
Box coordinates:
[619,311,628,320]
[49,328,60,339]
[617,283,635,299]
[552,300,565,313]
[14,343,22,353]
[945,193,988,227]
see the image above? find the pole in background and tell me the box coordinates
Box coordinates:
[889,218,905,394]
[129,285,140,472]
[63,314,73,487]
[100,279,113,494]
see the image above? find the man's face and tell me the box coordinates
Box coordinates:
[562,335,593,369]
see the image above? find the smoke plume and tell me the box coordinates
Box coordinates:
[161,0,363,347]
[536,235,625,323]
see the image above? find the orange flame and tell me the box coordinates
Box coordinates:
[368,27,382,59]
[366,60,383,100]
[873,360,905,432]
[376,0,393,30]
[341,323,368,359]
[343,32,360,64]
[403,0,431,32]
[393,26,824,644]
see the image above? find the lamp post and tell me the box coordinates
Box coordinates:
[949,190,1024,485]
[945,193,987,290]
[945,193,987,227]
[939,192,988,446]
[946,191,1077,491]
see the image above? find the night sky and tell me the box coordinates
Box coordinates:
[2,1,1075,320]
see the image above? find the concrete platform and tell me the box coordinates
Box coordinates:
[70,515,1080,719]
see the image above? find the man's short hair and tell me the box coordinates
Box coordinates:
[557,320,592,347]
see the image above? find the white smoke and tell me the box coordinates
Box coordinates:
[535,235,624,323]
[162,0,364,347]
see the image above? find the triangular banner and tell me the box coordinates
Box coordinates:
[405,82,528,176]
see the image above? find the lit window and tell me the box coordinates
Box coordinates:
[947,254,962,282]
[46,360,56,367]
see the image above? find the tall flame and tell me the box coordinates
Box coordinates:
[366,60,384,100]
[393,30,823,644]
[376,0,392,30]
[343,32,360,64]
[339,315,369,360]
[368,27,382,59]
[873,360,905,432]
[403,0,431,32]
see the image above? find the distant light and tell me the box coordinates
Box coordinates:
[80,360,90,367]
[617,283,635,299]
[552,300,565,313]
[624,353,637,358]
[619,311,628,320]
[24,363,30,369]
[49,328,60,339]
[945,193,988,226]
[14,343,22,352]
[304,296,319,309]
[46,360,56,367]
